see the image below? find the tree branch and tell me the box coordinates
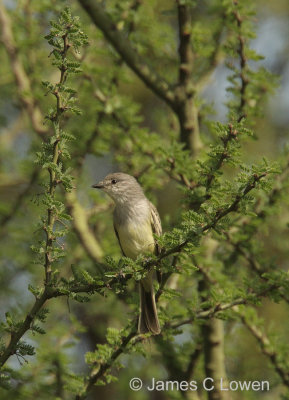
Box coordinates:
[241,315,289,387]
[177,0,193,88]
[157,171,268,261]
[0,1,47,137]
[0,145,276,371]
[75,329,137,400]
[0,5,104,267]
[72,280,281,400]
[0,289,49,367]
[233,5,249,120]
[223,162,289,303]
[77,0,175,108]
[202,319,229,400]
[204,124,238,192]
[0,258,282,372]
[78,0,205,154]
[175,0,202,153]
[198,245,229,400]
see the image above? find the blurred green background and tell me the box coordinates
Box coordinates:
[0,0,289,399]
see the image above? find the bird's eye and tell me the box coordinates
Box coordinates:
[111,179,117,184]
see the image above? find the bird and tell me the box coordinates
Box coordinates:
[92,172,161,335]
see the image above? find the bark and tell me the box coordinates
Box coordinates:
[202,318,229,400]
[176,1,202,154]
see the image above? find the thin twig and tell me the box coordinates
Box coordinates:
[240,315,289,387]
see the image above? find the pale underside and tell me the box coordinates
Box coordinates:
[116,219,155,260]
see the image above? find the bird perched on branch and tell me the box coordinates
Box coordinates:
[92,172,161,335]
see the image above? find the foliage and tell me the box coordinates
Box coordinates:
[0,1,289,399]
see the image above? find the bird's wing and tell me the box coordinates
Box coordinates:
[114,224,126,256]
[149,201,162,256]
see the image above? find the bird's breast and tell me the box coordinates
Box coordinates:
[116,217,155,260]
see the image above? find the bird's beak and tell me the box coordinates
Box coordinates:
[91,181,104,189]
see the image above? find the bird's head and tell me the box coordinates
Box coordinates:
[92,172,144,203]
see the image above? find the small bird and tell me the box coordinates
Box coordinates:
[92,172,161,335]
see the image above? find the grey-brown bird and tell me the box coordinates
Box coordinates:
[92,172,161,335]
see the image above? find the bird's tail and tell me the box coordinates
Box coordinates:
[138,272,160,335]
